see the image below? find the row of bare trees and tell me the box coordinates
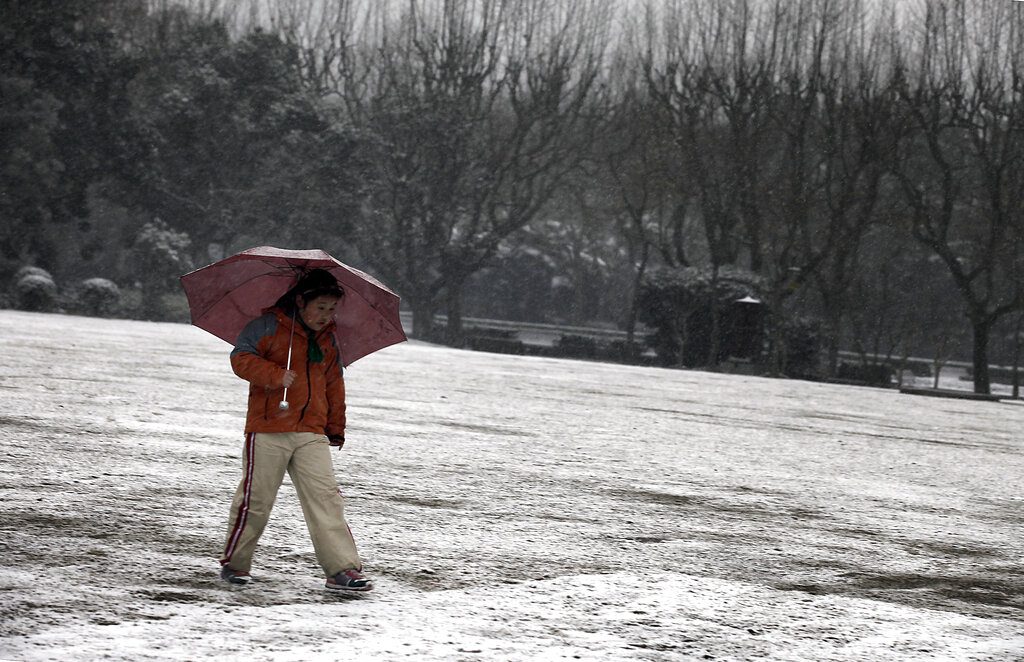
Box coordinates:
[598,0,1023,391]
[120,0,1024,392]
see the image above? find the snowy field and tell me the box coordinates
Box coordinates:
[0,309,1022,661]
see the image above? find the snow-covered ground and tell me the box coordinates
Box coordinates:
[0,309,1021,661]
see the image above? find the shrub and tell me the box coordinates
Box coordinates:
[605,339,644,363]
[465,335,525,355]
[118,286,144,319]
[637,266,765,367]
[158,292,192,323]
[14,266,52,282]
[837,361,893,386]
[781,316,823,379]
[15,272,58,312]
[77,278,122,317]
[127,219,192,320]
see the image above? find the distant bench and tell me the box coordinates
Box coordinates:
[464,327,525,355]
[960,366,1021,385]
[899,386,1004,401]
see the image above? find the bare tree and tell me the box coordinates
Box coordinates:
[591,39,689,343]
[805,0,903,376]
[643,0,783,367]
[891,0,1024,393]
[321,0,608,342]
[242,0,373,99]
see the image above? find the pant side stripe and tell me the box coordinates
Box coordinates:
[221,432,256,565]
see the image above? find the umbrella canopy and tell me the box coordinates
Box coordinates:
[180,246,406,366]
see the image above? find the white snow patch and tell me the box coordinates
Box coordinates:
[0,310,1021,661]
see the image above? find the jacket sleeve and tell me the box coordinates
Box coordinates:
[230,314,286,388]
[324,336,347,437]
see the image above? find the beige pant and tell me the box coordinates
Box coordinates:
[220,432,362,577]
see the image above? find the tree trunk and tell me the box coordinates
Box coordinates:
[675,317,688,368]
[766,290,785,377]
[706,267,722,368]
[896,345,910,389]
[822,304,842,379]
[970,316,991,395]
[626,245,650,346]
[1013,313,1022,399]
[444,283,465,347]
[411,301,437,341]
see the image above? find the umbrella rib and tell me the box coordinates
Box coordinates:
[335,283,405,339]
[188,259,316,321]
[262,258,307,275]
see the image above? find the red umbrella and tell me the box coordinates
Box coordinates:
[180,246,407,366]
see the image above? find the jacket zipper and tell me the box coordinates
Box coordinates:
[265,315,286,420]
[298,334,314,423]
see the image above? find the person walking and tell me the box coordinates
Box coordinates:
[218,268,372,592]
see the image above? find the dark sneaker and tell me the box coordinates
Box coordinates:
[326,569,373,592]
[220,565,252,585]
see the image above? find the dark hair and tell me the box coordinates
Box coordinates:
[275,269,343,311]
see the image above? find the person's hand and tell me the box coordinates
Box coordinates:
[328,434,345,450]
[281,370,297,388]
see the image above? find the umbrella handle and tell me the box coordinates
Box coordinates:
[279,309,297,410]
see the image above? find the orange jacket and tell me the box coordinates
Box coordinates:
[230,308,346,437]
